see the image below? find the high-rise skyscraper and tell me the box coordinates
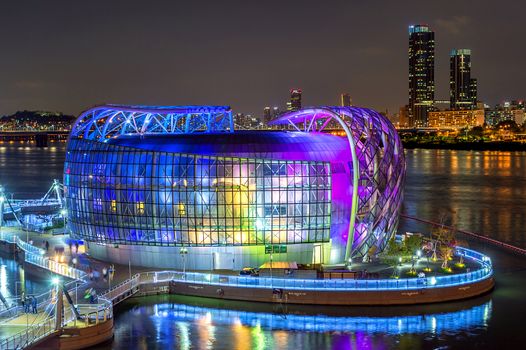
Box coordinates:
[469,78,478,108]
[263,106,272,125]
[287,89,302,111]
[272,106,280,118]
[340,93,352,107]
[408,24,435,127]
[450,49,476,110]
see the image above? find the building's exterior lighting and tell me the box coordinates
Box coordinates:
[64,105,405,270]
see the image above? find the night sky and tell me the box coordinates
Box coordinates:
[1,0,524,117]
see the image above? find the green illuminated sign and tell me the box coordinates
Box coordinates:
[265,245,287,254]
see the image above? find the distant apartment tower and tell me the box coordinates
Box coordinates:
[450,49,477,110]
[469,78,478,108]
[263,106,272,125]
[398,105,410,128]
[408,24,435,127]
[287,89,302,111]
[428,109,484,129]
[340,93,352,107]
[272,106,280,118]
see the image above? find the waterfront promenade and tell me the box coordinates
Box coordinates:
[0,228,121,349]
[0,224,496,348]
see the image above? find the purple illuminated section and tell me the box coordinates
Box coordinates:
[269,106,406,259]
[65,104,405,265]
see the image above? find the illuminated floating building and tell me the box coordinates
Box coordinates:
[64,105,405,270]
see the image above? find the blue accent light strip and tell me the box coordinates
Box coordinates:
[154,247,492,292]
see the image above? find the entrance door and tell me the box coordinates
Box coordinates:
[313,244,322,265]
[213,252,234,270]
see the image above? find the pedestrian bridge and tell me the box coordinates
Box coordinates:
[0,180,65,228]
[0,231,117,349]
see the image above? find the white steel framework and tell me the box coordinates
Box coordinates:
[70,105,234,141]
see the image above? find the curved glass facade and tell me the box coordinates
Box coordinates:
[64,105,405,266]
[269,107,406,258]
[64,138,331,246]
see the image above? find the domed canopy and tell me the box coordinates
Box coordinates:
[106,131,351,163]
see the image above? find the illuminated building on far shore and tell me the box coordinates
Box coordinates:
[450,49,477,110]
[408,24,435,127]
[340,93,352,107]
[263,107,271,126]
[287,89,302,111]
[428,109,485,129]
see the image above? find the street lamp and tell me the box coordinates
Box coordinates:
[0,193,5,234]
[60,209,67,232]
[270,252,273,281]
[15,281,24,311]
[180,247,188,278]
[74,282,80,308]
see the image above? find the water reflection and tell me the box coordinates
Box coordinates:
[148,300,491,335]
[0,255,47,302]
[108,295,493,349]
[403,149,526,248]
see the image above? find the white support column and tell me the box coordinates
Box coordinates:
[54,285,64,331]
[327,114,360,265]
[0,186,4,229]
[278,109,361,265]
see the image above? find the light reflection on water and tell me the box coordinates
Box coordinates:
[147,300,492,334]
[0,256,48,303]
[3,144,526,349]
[106,295,494,350]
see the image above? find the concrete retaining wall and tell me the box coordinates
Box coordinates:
[167,277,495,306]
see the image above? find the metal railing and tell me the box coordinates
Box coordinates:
[402,214,526,255]
[0,231,87,282]
[0,297,113,349]
[66,297,113,327]
[0,231,90,349]
[101,276,140,302]
[0,315,56,350]
[136,247,492,292]
[96,246,492,301]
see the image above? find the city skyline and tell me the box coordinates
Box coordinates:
[0,2,524,350]
[1,1,525,118]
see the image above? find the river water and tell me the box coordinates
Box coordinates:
[1,144,526,349]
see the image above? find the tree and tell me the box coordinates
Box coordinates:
[468,126,484,138]
[495,120,520,133]
[403,235,423,255]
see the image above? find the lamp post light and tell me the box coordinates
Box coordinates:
[416,250,422,268]
[180,247,188,279]
[25,215,29,243]
[15,281,24,311]
[74,282,80,307]
[60,209,67,232]
[269,252,273,289]
[0,192,5,235]
[51,277,63,330]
